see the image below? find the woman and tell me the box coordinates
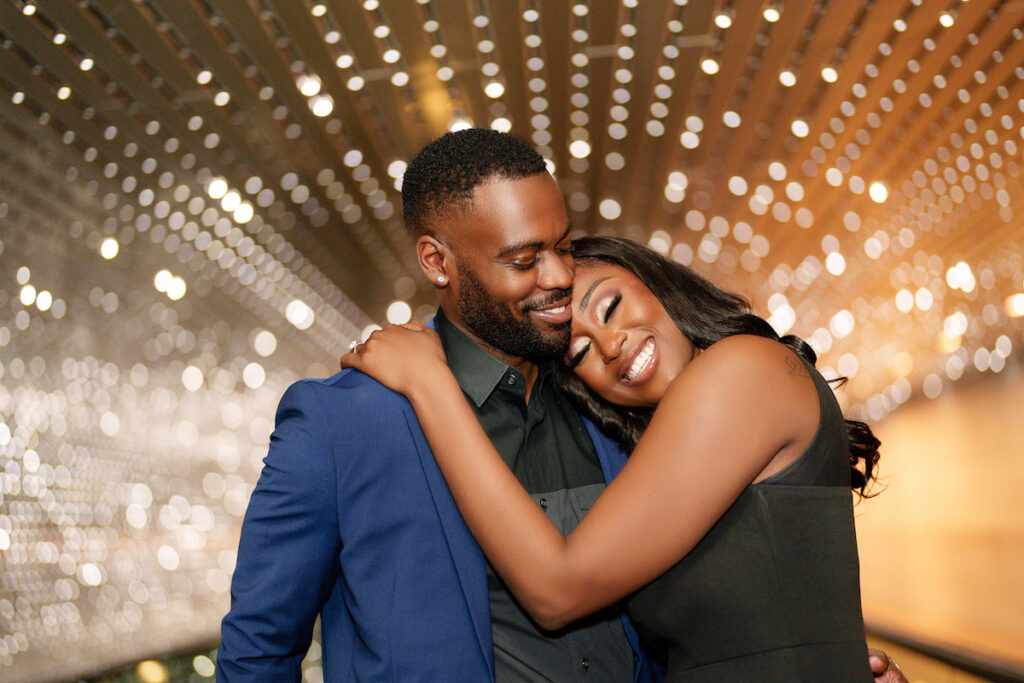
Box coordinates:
[342,236,880,681]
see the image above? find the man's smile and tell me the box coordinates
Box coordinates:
[527,297,573,325]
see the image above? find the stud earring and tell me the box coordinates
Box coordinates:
[437,275,446,283]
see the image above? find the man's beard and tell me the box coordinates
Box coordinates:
[457,263,571,361]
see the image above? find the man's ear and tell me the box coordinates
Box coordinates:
[417,234,451,288]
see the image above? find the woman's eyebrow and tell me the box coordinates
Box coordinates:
[578,276,613,312]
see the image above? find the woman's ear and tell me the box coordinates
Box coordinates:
[417,234,450,287]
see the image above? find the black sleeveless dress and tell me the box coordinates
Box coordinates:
[625,357,873,682]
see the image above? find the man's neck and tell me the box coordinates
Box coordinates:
[442,314,541,399]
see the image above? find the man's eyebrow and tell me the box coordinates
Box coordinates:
[578,276,613,312]
[495,224,573,259]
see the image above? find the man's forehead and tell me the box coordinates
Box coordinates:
[462,173,564,227]
[440,174,569,248]
[467,172,555,204]
[425,176,512,237]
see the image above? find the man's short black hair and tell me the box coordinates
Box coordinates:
[402,128,547,236]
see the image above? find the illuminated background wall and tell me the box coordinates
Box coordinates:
[857,370,1024,667]
[1,0,1023,681]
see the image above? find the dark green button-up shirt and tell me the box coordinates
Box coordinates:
[436,311,634,683]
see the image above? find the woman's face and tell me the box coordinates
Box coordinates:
[565,262,696,407]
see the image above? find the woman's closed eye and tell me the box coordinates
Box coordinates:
[565,337,590,367]
[596,292,621,323]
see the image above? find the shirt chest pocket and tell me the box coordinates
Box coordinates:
[531,483,606,535]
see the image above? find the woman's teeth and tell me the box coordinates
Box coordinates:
[624,339,655,381]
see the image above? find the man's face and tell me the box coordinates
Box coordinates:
[443,173,575,361]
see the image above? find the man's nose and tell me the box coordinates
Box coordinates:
[538,251,574,291]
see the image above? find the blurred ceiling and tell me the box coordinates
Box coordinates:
[2,0,1024,417]
[1,0,1024,680]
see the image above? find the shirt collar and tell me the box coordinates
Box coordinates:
[435,309,511,407]
[434,309,557,407]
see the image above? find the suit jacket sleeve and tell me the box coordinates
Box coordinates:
[218,380,342,681]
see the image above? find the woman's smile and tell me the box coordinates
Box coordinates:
[620,337,657,383]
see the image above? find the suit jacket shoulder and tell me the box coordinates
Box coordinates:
[219,368,494,681]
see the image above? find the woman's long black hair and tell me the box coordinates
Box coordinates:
[556,235,880,496]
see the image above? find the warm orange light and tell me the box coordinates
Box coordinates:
[891,351,914,378]
[137,661,169,683]
[937,332,962,353]
[1005,293,1024,318]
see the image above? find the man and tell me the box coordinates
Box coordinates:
[219,128,653,682]
[218,129,904,682]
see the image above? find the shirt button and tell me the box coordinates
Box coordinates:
[506,374,517,385]
[538,498,548,511]
[581,657,590,671]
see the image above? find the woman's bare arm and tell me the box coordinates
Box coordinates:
[343,327,815,629]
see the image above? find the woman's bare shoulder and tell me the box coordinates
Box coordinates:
[668,334,815,407]
[694,334,803,373]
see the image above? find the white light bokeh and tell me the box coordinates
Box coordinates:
[599,198,622,220]
[386,300,412,324]
[285,299,315,330]
[100,237,119,259]
[254,330,278,357]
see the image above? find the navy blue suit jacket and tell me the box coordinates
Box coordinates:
[218,369,660,681]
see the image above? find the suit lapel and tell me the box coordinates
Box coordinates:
[403,408,494,675]
[583,418,630,483]
[582,418,664,682]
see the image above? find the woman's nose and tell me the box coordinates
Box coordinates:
[597,330,626,363]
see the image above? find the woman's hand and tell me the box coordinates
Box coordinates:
[339,322,449,401]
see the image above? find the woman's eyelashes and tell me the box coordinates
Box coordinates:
[565,291,622,367]
[565,338,590,367]
[598,292,621,323]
